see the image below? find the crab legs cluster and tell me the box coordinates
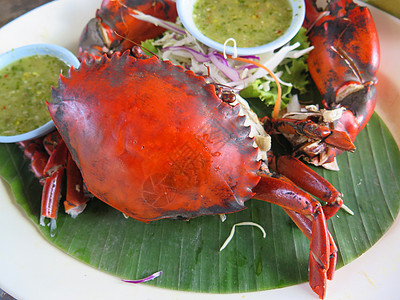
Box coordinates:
[17,0,379,299]
[18,132,89,235]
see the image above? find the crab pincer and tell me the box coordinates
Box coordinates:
[298,0,380,167]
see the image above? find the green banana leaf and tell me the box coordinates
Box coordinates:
[0,112,399,293]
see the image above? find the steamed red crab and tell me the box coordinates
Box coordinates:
[17,0,380,299]
[48,49,343,298]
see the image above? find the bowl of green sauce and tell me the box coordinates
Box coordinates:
[177,0,305,56]
[0,44,79,143]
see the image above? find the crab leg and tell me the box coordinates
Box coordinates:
[41,135,90,221]
[269,155,343,219]
[40,169,64,228]
[18,139,49,179]
[282,202,338,269]
[284,208,338,294]
[43,131,62,155]
[42,139,68,176]
[253,172,333,299]
[64,153,89,218]
[39,139,68,235]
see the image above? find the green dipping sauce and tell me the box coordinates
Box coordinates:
[0,54,69,136]
[193,0,293,48]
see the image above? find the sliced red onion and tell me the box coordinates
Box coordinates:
[215,53,259,71]
[209,52,241,82]
[212,52,229,66]
[237,64,258,70]
[163,46,210,62]
[122,271,162,283]
[239,55,260,60]
[162,46,241,81]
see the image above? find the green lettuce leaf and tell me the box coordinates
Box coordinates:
[141,39,158,56]
[239,79,292,107]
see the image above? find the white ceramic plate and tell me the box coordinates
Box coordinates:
[0,1,399,299]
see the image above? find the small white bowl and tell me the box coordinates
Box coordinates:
[177,0,305,56]
[0,43,80,143]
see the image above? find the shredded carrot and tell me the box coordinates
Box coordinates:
[227,55,282,119]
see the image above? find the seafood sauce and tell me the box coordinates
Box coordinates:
[0,54,69,136]
[193,0,292,48]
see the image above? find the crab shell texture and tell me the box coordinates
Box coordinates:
[48,52,261,222]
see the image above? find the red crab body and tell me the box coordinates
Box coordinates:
[50,53,260,221]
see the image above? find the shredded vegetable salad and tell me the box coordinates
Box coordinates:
[133,11,313,112]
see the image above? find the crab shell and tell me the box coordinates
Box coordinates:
[48,52,261,222]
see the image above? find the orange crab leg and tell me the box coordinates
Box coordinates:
[40,139,68,235]
[253,173,325,216]
[41,168,64,221]
[41,138,90,219]
[18,139,49,179]
[43,139,68,176]
[309,206,330,299]
[282,208,338,280]
[269,155,343,219]
[43,131,63,155]
[21,131,89,226]
[284,208,338,296]
[64,153,89,218]
[325,232,338,280]
[253,172,332,299]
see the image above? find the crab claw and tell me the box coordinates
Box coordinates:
[302,0,379,167]
[265,117,355,152]
[78,0,178,60]
[264,116,356,169]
